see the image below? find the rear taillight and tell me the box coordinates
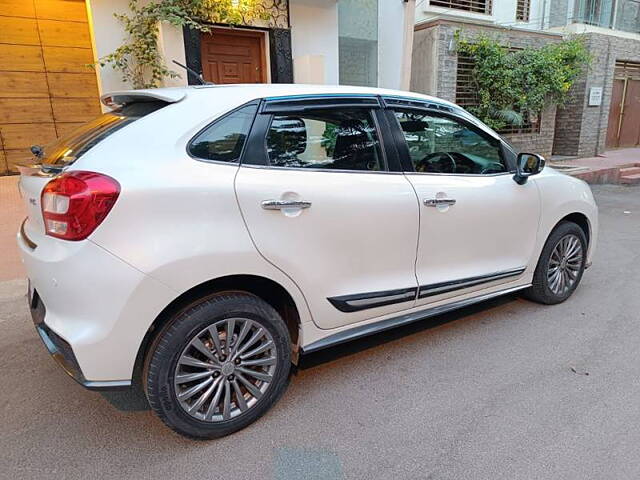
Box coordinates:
[41,171,120,241]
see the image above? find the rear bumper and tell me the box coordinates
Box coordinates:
[18,226,176,385]
[29,286,130,390]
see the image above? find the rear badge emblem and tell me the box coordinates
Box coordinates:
[29,198,36,206]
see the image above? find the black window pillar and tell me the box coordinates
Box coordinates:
[268,28,293,83]
[183,26,203,85]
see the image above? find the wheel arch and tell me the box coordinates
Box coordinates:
[557,212,591,245]
[133,274,303,383]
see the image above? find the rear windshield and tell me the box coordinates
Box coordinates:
[41,101,167,166]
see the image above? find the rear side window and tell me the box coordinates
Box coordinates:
[189,104,258,162]
[42,101,167,166]
[265,108,384,171]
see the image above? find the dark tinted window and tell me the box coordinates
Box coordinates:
[265,109,384,171]
[42,101,167,166]
[189,104,257,162]
[393,110,506,175]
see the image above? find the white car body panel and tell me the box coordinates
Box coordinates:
[407,172,540,307]
[17,84,598,385]
[235,166,420,329]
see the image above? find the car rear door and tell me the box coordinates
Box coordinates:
[384,100,541,308]
[234,96,420,329]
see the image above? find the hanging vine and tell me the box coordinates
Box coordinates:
[97,0,283,89]
[454,31,591,131]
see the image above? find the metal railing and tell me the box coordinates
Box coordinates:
[572,0,640,34]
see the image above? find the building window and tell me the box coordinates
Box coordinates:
[516,0,531,21]
[429,0,492,15]
[338,0,378,87]
[456,53,541,134]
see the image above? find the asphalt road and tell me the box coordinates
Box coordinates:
[1,185,639,480]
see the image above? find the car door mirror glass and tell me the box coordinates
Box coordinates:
[514,153,545,184]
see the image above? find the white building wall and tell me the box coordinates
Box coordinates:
[87,0,186,97]
[290,0,339,84]
[378,0,410,89]
[415,0,547,31]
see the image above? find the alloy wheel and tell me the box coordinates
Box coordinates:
[547,233,584,296]
[174,318,277,422]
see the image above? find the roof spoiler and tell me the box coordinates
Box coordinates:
[100,90,186,108]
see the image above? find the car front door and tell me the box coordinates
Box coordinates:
[234,97,420,329]
[387,105,541,308]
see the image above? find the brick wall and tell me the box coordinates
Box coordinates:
[553,33,640,157]
[412,20,562,157]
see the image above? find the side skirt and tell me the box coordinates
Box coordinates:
[304,284,529,354]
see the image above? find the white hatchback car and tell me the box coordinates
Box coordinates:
[18,84,597,439]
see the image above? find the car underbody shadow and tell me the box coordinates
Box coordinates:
[297,293,521,370]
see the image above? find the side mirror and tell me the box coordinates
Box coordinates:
[514,153,545,185]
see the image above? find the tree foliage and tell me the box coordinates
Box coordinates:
[98,0,269,89]
[455,32,591,131]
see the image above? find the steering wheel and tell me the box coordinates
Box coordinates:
[416,152,457,174]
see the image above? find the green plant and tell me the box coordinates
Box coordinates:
[454,32,591,131]
[98,0,269,89]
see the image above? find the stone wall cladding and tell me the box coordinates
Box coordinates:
[554,33,640,157]
[412,20,562,156]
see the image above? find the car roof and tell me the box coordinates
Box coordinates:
[103,83,458,109]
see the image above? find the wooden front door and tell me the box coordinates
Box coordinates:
[606,62,640,149]
[200,28,267,84]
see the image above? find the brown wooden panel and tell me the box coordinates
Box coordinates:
[0,123,57,149]
[48,72,98,98]
[0,17,40,45]
[201,28,267,84]
[0,44,45,72]
[0,150,7,175]
[606,79,625,149]
[0,0,36,17]
[5,149,32,172]
[43,46,93,73]
[0,98,53,123]
[38,19,91,48]
[55,121,84,137]
[619,79,640,148]
[0,72,49,98]
[51,97,100,122]
[35,0,88,22]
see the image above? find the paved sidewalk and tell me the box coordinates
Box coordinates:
[0,175,25,281]
[554,147,640,184]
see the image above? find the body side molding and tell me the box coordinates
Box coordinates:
[327,268,526,313]
[307,284,529,353]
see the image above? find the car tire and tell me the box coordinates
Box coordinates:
[524,221,588,305]
[144,292,291,440]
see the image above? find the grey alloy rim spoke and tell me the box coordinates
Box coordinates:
[174,317,277,422]
[547,233,583,295]
[222,380,232,420]
[175,370,218,384]
[240,340,274,360]
[235,327,265,357]
[178,376,214,400]
[236,371,264,400]
[237,366,273,382]
[225,319,236,356]
[232,379,249,412]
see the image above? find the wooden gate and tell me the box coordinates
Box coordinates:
[606,61,640,149]
[0,0,101,175]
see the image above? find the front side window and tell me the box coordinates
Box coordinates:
[189,104,257,162]
[265,109,384,172]
[393,110,506,175]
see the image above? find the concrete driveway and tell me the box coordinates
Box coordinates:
[1,184,639,480]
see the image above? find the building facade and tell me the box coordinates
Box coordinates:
[412,0,640,157]
[0,0,416,175]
